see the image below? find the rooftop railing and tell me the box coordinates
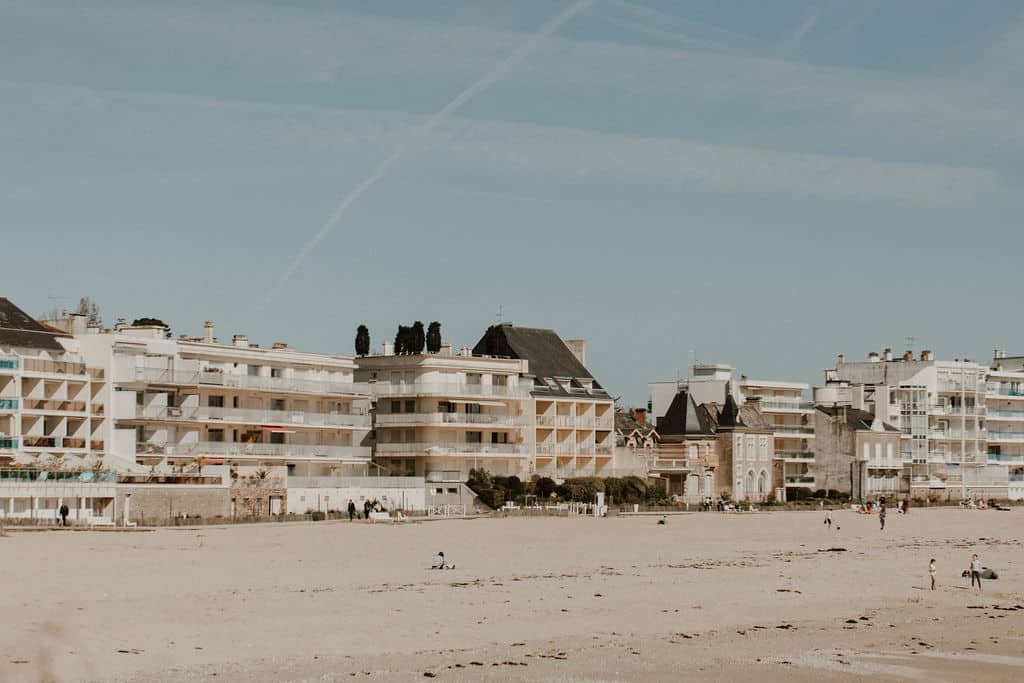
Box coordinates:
[127,368,366,396]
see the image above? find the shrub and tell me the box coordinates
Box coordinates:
[826,489,845,500]
[476,488,505,510]
[310,511,326,521]
[813,489,827,499]
[467,468,492,494]
[788,487,813,501]
[535,477,556,499]
[621,476,648,503]
[604,477,624,503]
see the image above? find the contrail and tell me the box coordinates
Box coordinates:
[264,0,594,304]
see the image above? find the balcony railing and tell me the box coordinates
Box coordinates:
[0,398,18,409]
[988,453,1024,463]
[785,475,816,484]
[1010,474,1024,482]
[23,437,57,448]
[369,381,527,399]
[136,441,371,461]
[930,405,984,416]
[987,386,1024,398]
[374,442,525,456]
[929,431,986,440]
[127,368,366,396]
[987,409,1024,420]
[774,425,815,435]
[988,432,1024,442]
[22,399,87,412]
[0,358,19,370]
[649,458,694,471]
[375,412,520,427]
[759,399,815,411]
[20,358,89,376]
[133,405,369,428]
[776,451,814,460]
[0,438,17,449]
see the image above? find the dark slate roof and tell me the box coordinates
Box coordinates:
[817,406,902,432]
[656,390,713,436]
[473,324,609,399]
[0,297,67,352]
[717,394,743,429]
[703,398,774,432]
[615,409,656,436]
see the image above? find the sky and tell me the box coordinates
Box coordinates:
[3,0,1023,407]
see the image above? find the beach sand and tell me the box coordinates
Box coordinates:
[1,507,1022,682]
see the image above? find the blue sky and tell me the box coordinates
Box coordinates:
[3,0,1023,406]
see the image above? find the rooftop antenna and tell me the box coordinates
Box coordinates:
[904,335,916,354]
[496,304,504,324]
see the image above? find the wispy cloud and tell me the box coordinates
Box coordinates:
[0,78,1001,205]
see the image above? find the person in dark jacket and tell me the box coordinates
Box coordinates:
[59,503,70,527]
[363,499,372,520]
[347,500,356,522]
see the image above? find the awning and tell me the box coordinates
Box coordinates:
[262,426,297,433]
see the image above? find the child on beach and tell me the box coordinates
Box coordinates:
[824,509,833,529]
[970,554,982,591]
[929,559,936,590]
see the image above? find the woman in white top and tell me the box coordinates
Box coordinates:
[970,554,982,591]
[929,559,937,590]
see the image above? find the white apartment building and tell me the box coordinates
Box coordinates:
[356,349,531,484]
[816,348,1002,500]
[987,352,1024,500]
[738,377,815,496]
[0,299,106,468]
[68,319,372,477]
[474,324,616,481]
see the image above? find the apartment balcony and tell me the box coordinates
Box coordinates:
[988,431,1024,443]
[20,436,88,450]
[137,441,371,462]
[0,398,17,410]
[375,442,526,458]
[776,451,815,461]
[0,438,17,449]
[930,405,985,417]
[785,475,816,486]
[375,412,521,428]
[987,409,1024,421]
[929,431,986,441]
[0,357,18,370]
[124,368,366,397]
[986,386,1024,399]
[131,405,370,428]
[1010,474,1024,482]
[988,453,1024,463]
[773,426,815,436]
[18,358,89,377]
[648,458,694,472]
[368,381,527,400]
[21,399,87,413]
[758,399,815,412]
[864,459,904,470]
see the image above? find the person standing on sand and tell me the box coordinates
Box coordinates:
[929,559,937,590]
[59,502,69,527]
[363,499,372,520]
[970,554,983,591]
[879,503,887,531]
[824,509,833,529]
[347,500,356,522]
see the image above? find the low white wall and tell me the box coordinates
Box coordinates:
[287,477,426,513]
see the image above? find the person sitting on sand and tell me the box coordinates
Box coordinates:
[657,515,667,525]
[431,551,453,570]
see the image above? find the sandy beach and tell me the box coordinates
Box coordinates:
[1,507,1022,682]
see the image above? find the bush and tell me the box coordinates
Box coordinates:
[492,475,524,500]
[476,488,505,510]
[826,489,845,500]
[813,489,828,499]
[535,477,556,499]
[621,476,648,503]
[467,468,492,494]
[310,511,326,521]
[788,487,813,501]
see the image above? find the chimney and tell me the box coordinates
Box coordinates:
[564,339,587,366]
[440,342,453,356]
[883,347,892,362]
[272,342,288,350]
[459,345,472,357]
[837,353,845,365]
[115,317,127,331]
[871,385,888,432]
[382,340,393,356]
[921,349,934,361]
[69,313,88,336]
[993,348,1004,360]
[868,351,880,362]
[851,385,865,411]
[232,334,248,348]
[203,321,214,344]
[740,373,748,382]
[903,350,913,361]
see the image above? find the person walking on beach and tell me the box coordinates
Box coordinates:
[347,499,356,522]
[970,554,983,591]
[824,509,833,529]
[59,502,69,527]
[929,559,937,590]
[878,503,887,531]
[363,499,372,520]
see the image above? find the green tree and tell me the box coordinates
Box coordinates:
[132,317,171,338]
[411,321,425,354]
[355,324,370,356]
[426,321,442,353]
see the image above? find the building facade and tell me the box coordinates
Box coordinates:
[987,352,1024,500]
[813,404,903,499]
[738,377,814,499]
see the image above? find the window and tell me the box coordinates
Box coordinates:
[467,373,481,385]
[233,396,240,408]
[390,400,401,414]
[491,432,509,444]
[493,375,507,387]
[404,400,416,413]
[270,368,282,378]
[466,403,481,415]
[248,365,261,376]
[874,443,882,459]
[863,442,869,460]
[466,431,482,444]
[271,398,286,411]
[270,432,285,444]
[208,395,224,408]
[438,401,456,413]
[886,443,894,459]
[208,429,225,443]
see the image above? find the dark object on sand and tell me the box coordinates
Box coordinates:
[818,547,848,552]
